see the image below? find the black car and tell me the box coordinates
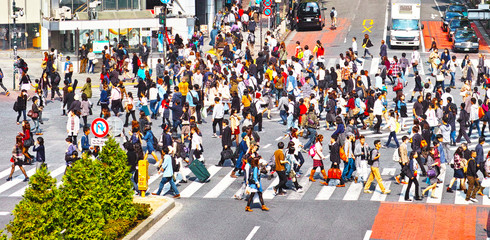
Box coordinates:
[296,1,324,31]
[452,27,479,52]
[448,18,471,40]
[441,11,464,32]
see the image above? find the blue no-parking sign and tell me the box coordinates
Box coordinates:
[161,0,170,4]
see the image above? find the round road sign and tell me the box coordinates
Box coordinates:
[263,0,272,7]
[91,118,109,138]
[107,116,124,137]
[263,7,272,17]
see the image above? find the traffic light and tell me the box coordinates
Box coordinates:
[159,13,166,26]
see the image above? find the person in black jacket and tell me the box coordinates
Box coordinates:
[411,125,427,176]
[124,141,139,195]
[362,34,374,59]
[256,52,266,85]
[15,90,28,124]
[217,120,235,166]
[466,150,480,203]
[404,151,422,201]
[456,103,471,144]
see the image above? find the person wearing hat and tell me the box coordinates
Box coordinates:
[68,94,81,116]
[253,92,267,132]
[63,84,75,116]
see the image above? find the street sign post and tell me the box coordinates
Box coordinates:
[263,0,272,7]
[90,138,108,147]
[263,7,272,17]
[138,160,149,197]
[91,118,109,138]
[160,0,170,4]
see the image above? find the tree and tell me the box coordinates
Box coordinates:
[98,138,136,221]
[57,156,106,240]
[7,165,60,239]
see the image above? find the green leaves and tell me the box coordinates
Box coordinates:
[7,137,143,239]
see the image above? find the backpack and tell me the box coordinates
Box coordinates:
[249,101,258,117]
[309,144,316,157]
[317,46,324,57]
[13,101,18,112]
[152,133,161,151]
[367,149,376,165]
[352,62,358,73]
[293,102,300,119]
[271,46,279,58]
[479,106,485,119]
[339,146,347,161]
[248,166,256,184]
[53,72,61,86]
[171,156,180,172]
[330,10,335,18]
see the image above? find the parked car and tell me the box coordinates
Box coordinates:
[296,1,325,31]
[441,10,464,32]
[448,18,471,41]
[448,3,468,18]
[452,27,479,53]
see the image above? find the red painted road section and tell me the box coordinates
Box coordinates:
[422,21,490,53]
[286,18,351,56]
[370,202,489,239]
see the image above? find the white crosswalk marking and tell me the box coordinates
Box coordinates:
[343,182,363,201]
[10,166,66,197]
[482,188,490,205]
[0,168,36,195]
[180,166,221,198]
[287,167,313,200]
[371,181,392,201]
[381,168,396,176]
[427,171,445,204]
[315,186,336,200]
[262,177,280,200]
[370,58,380,76]
[203,170,237,198]
[454,181,470,204]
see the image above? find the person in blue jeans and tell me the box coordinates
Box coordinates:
[306,55,317,86]
[341,134,357,182]
[152,147,180,198]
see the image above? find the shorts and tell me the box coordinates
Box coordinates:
[182,125,190,135]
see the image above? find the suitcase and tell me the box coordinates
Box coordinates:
[189,159,210,182]
[327,167,342,180]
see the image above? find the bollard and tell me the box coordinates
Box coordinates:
[138,160,149,197]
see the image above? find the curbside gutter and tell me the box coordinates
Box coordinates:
[123,198,176,240]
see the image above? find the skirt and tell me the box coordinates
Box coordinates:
[141,105,150,116]
[233,127,240,135]
[313,159,324,168]
[454,169,465,179]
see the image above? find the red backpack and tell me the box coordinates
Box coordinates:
[317,46,324,57]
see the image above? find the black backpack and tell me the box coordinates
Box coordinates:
[152,132,161,151]
[13,101,18,112]
[367,149,376,165]
[249,101,258,117]
[248,166,256,184]
[330,11,335,18]
[293,102,300,119]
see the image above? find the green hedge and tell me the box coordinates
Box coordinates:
[6,138,150,240]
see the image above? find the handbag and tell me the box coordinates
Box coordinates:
[339,146,347,162]
[427,169,437,178]
[436,74,445,81]
[327,167,342,179]
[393,81,403,91]
[24,137,33,147]
[93,59,99,64]
[27,110,39,119]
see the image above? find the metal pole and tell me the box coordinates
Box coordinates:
[260,11,263,49]
[13,0,17,90]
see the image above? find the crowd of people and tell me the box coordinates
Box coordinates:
[5,3,490,210]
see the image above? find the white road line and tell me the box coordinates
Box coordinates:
[420,29,426,52]
[383,0,389,42]
[0,168,36,195]
[180,165,221,198]
[454,181,470,205]
[0,167,18,180]
[482,187,490,205]
[275,136,283,141]
[203,170,236,198]
[371,181,392,201]
[263,144,272,149]
[370,58,380,75]
[245,226,260,240]
[381,168,396,176]
[10,166,66,197]
[315,186,336,200]
[433,0,442,16]
[427,171,445,204]
[287,167,313,200]
[262,177,280,200]
[363,230,373,240]
[343,182,363,201]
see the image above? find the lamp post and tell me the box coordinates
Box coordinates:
[12,0,23,90]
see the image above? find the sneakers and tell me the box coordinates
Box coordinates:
[212,133,218,138]
[6,91,10,96]
[336,184,345,188]
[364,190,373,194]
[151,193,159,196]
[446,187,453,193]
[261,205,269,211]
[470,198,478,203]
[382,190,391,194]
[245,206,253,212]
[395,176,401,184]
[173,194,181,199]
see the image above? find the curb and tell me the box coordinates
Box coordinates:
[123,197,176,240]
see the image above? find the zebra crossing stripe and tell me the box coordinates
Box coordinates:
[426,171,445,204]
[315,185,336,200]
[262,177,280,200]
[0,168,36,195]
[180,165,221,198]
[203,170,237,198]
[454,181,470,205]
[10,166,66,197]
[370,181,392,202]
[343,182,363,201]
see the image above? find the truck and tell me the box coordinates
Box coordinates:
[388,0,424,48]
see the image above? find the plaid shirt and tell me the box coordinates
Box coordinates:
[389,61,401,76]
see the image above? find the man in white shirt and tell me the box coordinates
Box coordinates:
[449,55,458,88]
[373,94,384,134]
[468,98,481,138]
[110,86,122,116]
[441,87,453,107]
[212,97,224,138]
[193,70,203,89]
